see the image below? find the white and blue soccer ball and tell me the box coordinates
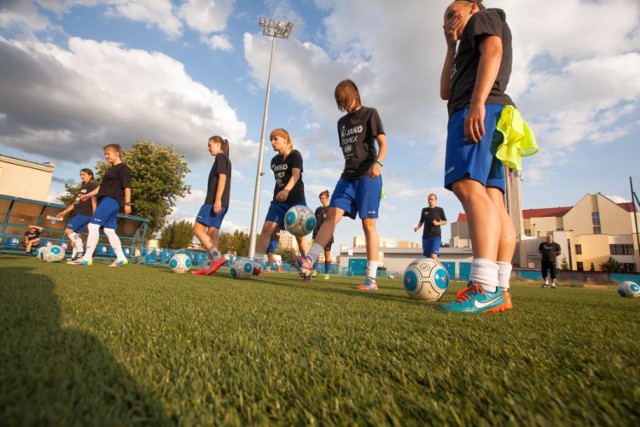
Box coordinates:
[403,258,450,301]
[169,253,192,274]
[44,245,66,263]
[230,258,254,280]
[617,281,640,298]
[36,246,49,261]
[284,205,316,237]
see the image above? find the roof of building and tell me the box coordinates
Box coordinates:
[455,199,635,223]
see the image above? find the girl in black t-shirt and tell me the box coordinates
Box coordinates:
[56,168,97,260]
[191,136,232,276]
[252,128,310,276]
[71,144,132,267]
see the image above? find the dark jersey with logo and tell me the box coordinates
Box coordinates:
[448,8,514,117]
[270,149,305,203]
[72,181,98,217]
[418,207,447,238]
[539,242,561,263]
[24,229,40,241]
[337,106,385,179]
[204,153,232,207]
[97,163,132,207]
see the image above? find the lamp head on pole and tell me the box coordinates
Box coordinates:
[258,16,294,39]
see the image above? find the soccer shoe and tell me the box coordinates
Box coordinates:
[263,269,271,274]
[356,277,378,291]
[441,283,505,313]
[109,259,129,267]
[551,284,557,289]
[311,270,318,278]
[69,259,93,266]
[205,257,227,275]
[324,274,330,280]
[293,255,313,278]
[252,262,262,276]
[67,252,84,262]
[541,282,548,288]
[482,290,513,313]
[191,268,208,275]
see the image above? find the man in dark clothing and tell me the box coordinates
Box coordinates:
[539,235,561,288]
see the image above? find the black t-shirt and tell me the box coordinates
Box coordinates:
[204,153,232,207]
[448,8,514,117]
[97,163,132,207]
[418,207,447,238]
[72,181,98,216]
[313,206,329,238]
[337,106,385,179]
[24,229,40,241]
[539,242,561,263]
[270,150,305,203]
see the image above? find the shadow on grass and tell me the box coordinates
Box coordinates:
[0,264,170,425]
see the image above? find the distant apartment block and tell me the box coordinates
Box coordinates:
[0,154,55,202]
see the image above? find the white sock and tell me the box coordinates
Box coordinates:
[366,261,379,279]
[83,224,100,260]
[306,243,323,265]
[209,247,221,261]
[103,228,125,261]
[497,262,512,291]
[470,258,499,292]
[70,232,83,253]
[253,253,266,267]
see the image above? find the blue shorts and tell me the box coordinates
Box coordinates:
[90,197,119,229]
[422,237,442,257]
[66,214,92,233]
[266,200,307,230]
[331,176,382,220]
[196,204,228,229]
[267,239,278,254]
[444,104,506,192]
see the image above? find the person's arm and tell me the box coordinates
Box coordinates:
[465,35,503,143]
[30,225,44,232]
[213,173,227,214]
[91,196,97,213]
[79,186,100,201]
[56,202,76,219]
[369,133,387,178]
[276,168,301,202]
[440,10,460,99]
[123,187,132,215]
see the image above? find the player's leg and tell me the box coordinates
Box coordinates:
[488,186,516,310]
[353,175,382,291]
[323,247,332,279]
[73,198,118,265]
[550,263,558,288]
[541,262,549,287]
[253,218,279,275]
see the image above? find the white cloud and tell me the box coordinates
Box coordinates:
[202,34,233,51]
[0,36,257,165]
[178,0,235,34]
[106,0,182,37]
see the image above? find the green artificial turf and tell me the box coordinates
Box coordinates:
[1,255,639,426]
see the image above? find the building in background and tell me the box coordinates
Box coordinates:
[0,154,55,202]
[450,193,640,272]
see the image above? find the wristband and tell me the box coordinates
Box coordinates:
[124,202,132,206]
[376,159,384,167]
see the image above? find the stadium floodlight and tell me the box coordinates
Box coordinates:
[248,17,294,259]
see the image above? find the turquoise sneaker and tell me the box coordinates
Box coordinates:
[441,283,505,313]
[70,259,92,266]
[356,277,378,291]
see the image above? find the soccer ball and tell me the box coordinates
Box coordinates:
[617,281,640,298]
[403,258,450,301]
[230,258,254,279]
[36,246,49,261]
[169,253,192,274]
[284,205,316,237]
[44,245,65,263]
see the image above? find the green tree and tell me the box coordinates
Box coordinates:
[93,141,191,236]
[560,257,570,270]
[218,230,250,257]
[160,220,194,249]
[600,257,622,272]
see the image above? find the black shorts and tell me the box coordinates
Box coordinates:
[541,261,557,279]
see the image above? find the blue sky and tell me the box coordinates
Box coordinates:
[1,0,639,254]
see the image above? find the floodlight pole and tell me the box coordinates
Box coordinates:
[248,18,293,259]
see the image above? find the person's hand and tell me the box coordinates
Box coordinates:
[124,205,132,215]
[444,12,460,46]
[413,226,419,232]
[464,102,485,143]
[369,162,382,178]
[55,213,65,220]
[213,201,222,214]
[275,189,290,202]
